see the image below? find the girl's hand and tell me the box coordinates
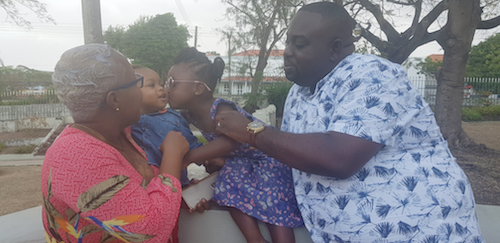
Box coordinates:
[188,198,212,213]
[205,157,226,173]
[160,131,189,157]
[215,110,251,144]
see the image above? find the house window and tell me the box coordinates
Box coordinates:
[237,83,243,94]
[223,83,230,94]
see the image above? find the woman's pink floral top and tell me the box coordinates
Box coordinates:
[41,125,182,243]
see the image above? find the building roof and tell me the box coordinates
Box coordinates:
[221,76,288,82]
[427,54,443,62]
[233,50,284,57]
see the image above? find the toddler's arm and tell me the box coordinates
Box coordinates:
[159,131,190,180]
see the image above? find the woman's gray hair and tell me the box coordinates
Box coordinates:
[52,44,124,122]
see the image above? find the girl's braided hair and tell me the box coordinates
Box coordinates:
[173,47,225,92]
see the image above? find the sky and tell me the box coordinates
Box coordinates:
[0,0,499,72]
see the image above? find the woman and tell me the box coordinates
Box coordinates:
[41,44,188,243]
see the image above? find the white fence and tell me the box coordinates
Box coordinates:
[0,77,498,126]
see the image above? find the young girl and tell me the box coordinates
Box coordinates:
[167,47,303,243]
[130,65,203,188]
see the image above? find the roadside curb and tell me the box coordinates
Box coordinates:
[0,154,44,166]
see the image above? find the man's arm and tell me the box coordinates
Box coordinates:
[216,110,383,178]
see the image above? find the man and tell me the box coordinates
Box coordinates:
[215,2,484,243]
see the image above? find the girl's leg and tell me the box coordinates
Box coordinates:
[266,224,296,243]
[227,207,268,243]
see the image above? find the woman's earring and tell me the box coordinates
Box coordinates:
[116,107,120,112]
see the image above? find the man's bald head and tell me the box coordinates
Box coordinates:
[299,2,356,38]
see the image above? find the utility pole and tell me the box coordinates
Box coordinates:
[228,32,232,96]
[228,32,231,81]
[81,0,103,44]
[194,26,198,48]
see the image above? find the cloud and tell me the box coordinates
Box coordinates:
[0,0,227,71]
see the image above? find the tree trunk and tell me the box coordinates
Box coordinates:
[435,0,481,147]
[251,55,267,94]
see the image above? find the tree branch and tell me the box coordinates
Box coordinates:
[267,28,287,59]
[250,0,266,27]
[361,28,390,54]
[226,1,259,25]
[401,0,448,39]
[418,0,449,30]
[416,29,441,47]
[386,0,415,6]
[477,15,500,29]
[358,0,400,43]
[410,0,422,36]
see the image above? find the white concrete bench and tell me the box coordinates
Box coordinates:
[1,204,499,243]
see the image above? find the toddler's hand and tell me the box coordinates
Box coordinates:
[160,131,189,157]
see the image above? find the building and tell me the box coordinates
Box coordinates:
[208,50,287,99]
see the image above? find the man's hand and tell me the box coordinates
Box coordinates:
[215,110,252,144]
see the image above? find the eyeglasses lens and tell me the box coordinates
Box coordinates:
[134,74,144,88]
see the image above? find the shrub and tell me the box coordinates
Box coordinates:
[242,92,266,114]
[196,135,208,145]
[475,105,500,117]
[13,144,37,154]
[0,142,5,152]
[263,82,294,117]
[462,105,500,121]
[461,108,482,121]
[478,90,493,98]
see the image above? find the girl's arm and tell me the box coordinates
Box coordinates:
[183,102,247,166]
[183,135,238,166]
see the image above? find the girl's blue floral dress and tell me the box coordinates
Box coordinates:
[202,98,303,227]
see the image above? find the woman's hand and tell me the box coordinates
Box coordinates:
[160,131,189,156]
[215,110,252,144]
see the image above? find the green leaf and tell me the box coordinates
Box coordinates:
[47,168,53,199]
[114,231,155,242]
[104,13,189,78]
[81,224,102,238]
[64,207,78,224]
[466,33,500,78]
[43,196,63,231]
[77,175,129,213]
[158,174,177,193]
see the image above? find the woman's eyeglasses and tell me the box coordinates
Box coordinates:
[111,73,144,91]
[165,77,211,92]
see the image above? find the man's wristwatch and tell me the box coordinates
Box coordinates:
[246,121,265,147]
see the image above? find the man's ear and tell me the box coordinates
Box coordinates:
[329,38,343,62]
[105,91,120,110]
